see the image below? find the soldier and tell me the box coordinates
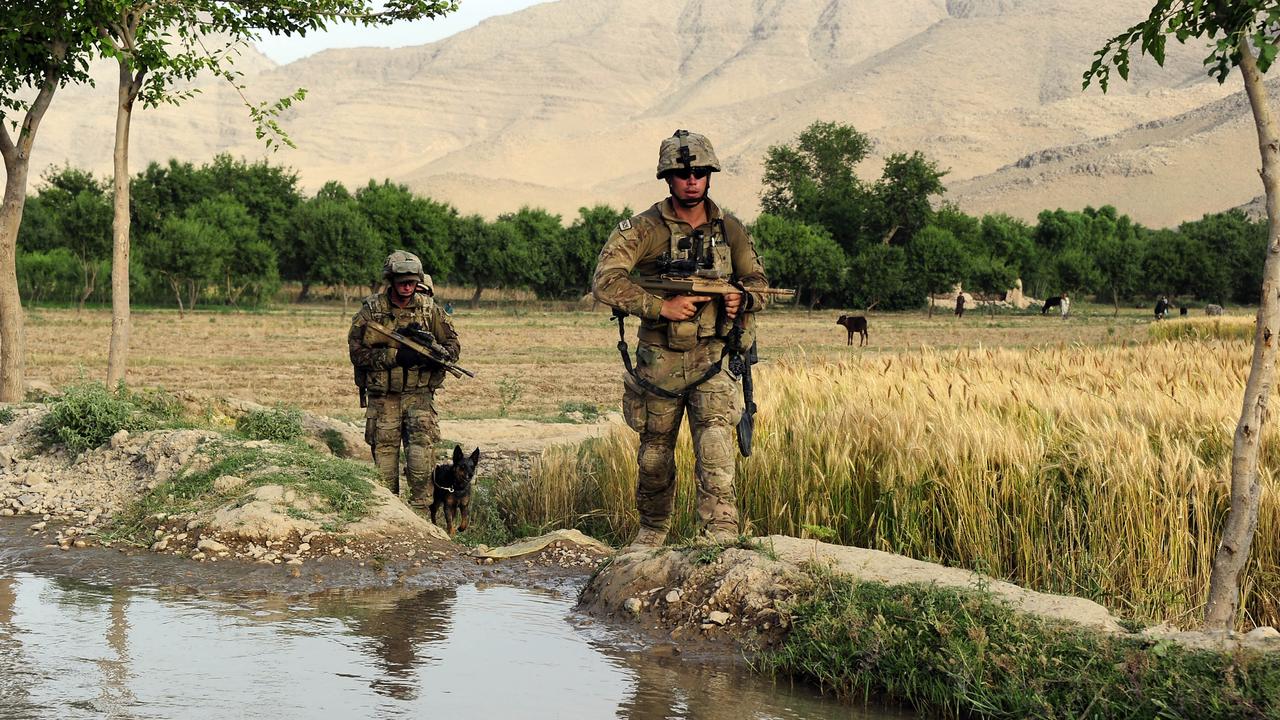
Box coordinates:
[349,250,460,508]
[593,129,771,551]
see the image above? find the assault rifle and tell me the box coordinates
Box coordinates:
[365,321,475,379]
[633,273,796,301]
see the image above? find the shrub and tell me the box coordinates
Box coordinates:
[37,382,179,455]
[235,405,304,442]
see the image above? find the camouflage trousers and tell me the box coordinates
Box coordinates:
[364,390,439,502]
[621,341,744,535]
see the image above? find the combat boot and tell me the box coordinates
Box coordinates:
[698,526,741,545]
[408,478,431,511]
[620,526,668,554]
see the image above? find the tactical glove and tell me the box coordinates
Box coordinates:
[395,345,424,367]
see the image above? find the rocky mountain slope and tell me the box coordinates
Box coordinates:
[29,0,1255,227]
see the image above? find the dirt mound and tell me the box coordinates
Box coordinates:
[0,405,450,568]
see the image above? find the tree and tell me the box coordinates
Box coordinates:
[355,179,455,282]
[185,195,276,307]
[760,121,874,252]
[0,3,98,400]
[92,0,458,385]
[142,214,228,316]
[1086,0,1280,630]
[21,167,112,309]
[871,151,948,245]
[292,187,382,312]
[753,213,845,309]
[906,226,967,317]
[553,205,630,300]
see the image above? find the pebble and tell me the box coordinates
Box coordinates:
[191,552,207,561]
[29,521,46,531]
[0,509,12,517]
[72,540,87,548]
[665,590,683,604]
[298,543,311,552]
[706,611,731,626]
[623,598,643,616]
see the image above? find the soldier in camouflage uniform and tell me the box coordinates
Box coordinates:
[349,251,460,507]
[592,130,771,550]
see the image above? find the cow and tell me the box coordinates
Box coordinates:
[837,314,869,347]
[1206,304,1225,316]
[1154,296,1171,320]
[1041,295,1063,315]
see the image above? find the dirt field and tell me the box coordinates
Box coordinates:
[21,298,1168,422]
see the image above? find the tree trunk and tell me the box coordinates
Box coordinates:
[168,276,185,319]
[107,60,141,387]
[1204,43,1280,631]
[77,261,96,312]
[927,296,934,318]
[1113,288,1120,317]
[471,285,483,308]
[0,50,64,401]
[0,154,31,402]
[297,282,311,302]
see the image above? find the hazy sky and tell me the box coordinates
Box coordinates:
[254,0,556,64]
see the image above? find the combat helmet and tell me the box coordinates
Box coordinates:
[383,250,424,281]
[656,129,721,179]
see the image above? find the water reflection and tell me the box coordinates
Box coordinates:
[0,572,906,720]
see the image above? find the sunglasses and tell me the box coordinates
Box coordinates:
[669,167,712,180]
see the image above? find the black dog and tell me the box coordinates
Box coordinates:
[431,445,480,536]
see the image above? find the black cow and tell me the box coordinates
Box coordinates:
[837,315,868,347]
[1041,296,1063,315]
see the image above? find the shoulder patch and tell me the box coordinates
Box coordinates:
[618,218,632,232]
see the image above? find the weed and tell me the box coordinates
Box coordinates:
[557,401,602,423]
[449,474,515,548]
[498,376,523,417]
[235,405,304,442]
[0,407,14,424]
[320,428,347,456]
[37,382,184,455]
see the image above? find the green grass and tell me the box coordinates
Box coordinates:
[0,406,15,424]
[762,571,1280,719]
[235,405,305,442]
[450,474,518,548]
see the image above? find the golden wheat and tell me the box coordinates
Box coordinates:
[1147,316,1255,342]
[511,338,1279,629]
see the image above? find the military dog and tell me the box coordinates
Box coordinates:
[431,445,480,536]
[836,314,869,346]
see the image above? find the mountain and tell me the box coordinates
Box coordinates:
[28,0,1258,227]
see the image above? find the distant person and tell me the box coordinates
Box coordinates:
[1060,292,1070,319]
[1154,295,1170,320]
[348,250,460,509]
[954,293,966,318]
[592,129,772,551]
[444,302,455,315]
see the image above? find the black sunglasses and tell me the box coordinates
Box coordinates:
[669,167,712,180]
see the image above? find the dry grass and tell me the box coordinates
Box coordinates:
[515,336,1280,630]
[1148,315,1256,342]
[22,299,1154,422]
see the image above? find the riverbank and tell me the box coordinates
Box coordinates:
[4,387,1280,718]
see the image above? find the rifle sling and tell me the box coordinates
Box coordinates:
[613,310,726,400]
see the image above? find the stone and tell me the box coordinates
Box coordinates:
[213,475,246,493]
[151,538,169,552]
[706,611,731,626]
[29,521,46,531]
[665,589,683,605]
[16,493,39,508]
[623,598,643,616]
[1245,626,1280,641]
[191,552,207,561]
[0,509,12,516]
[198,538,229,554]
[109,430,130,449]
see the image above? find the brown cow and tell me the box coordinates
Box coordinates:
[837,314,868,347]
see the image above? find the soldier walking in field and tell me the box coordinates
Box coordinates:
[592,129,772,551]
[349,251,460,507]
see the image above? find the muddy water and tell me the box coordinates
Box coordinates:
[0,572,911,720]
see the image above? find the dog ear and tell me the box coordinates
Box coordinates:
[453,445,463,463]
[469,447,480,465]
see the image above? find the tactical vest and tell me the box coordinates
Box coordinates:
[637,214,752,351]
[356,293,445,396]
